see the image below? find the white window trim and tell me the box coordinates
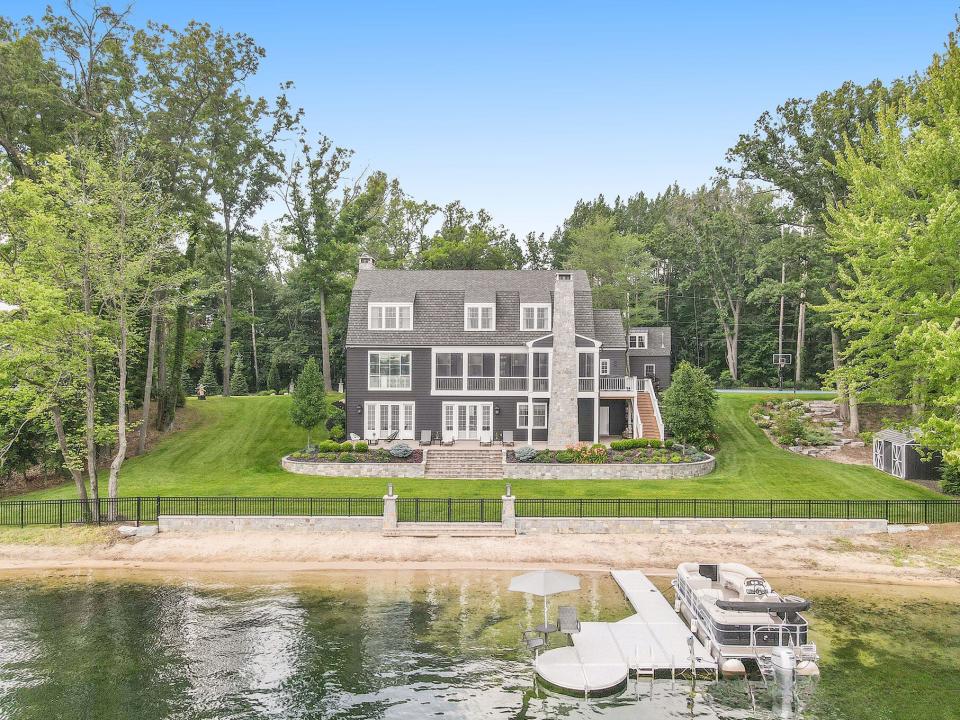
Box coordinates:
[363,401,415,440]
[600,359,610,376]
[464,303,496,331]
[644,363,656,377]
[367,350,412,391]
[517,402,548,429]
[368,302,413,331]
[520,303,551,331]
[429,346,551,396]
[629,332,648,349]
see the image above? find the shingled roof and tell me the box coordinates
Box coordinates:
[592,310,626,348]
[627,326,672,356]
[346,269,603,347]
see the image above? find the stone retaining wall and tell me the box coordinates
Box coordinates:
[504,455,715,480]
[515,516,887,536]
[159,515,383,532]
[281,455,425,477]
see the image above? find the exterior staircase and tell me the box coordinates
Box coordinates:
[424,449,504,479]
[635,391,663,440]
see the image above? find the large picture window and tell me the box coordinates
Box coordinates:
[517,402,548,429]
[368,351,412,390]
[369,303,413,331]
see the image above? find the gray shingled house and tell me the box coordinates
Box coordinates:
[344,255,669,447]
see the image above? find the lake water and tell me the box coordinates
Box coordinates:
[0,570,956,720]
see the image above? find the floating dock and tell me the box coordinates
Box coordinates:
[535,570,717,695]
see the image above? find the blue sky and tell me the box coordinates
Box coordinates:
[9,1,959,235]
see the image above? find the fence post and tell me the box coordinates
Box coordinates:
[383,488,398,530]
[501,493,516,532]
[59,499,63,528]
[156,496,161,523]
[845,499,851,519]
[20,500,24,528]
[923,501,928,524]
[136,497,141,527]
[885,499,890,522]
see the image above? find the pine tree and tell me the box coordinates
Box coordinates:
[230,351,249,396]
[266,355,282,393]
[198,350,220,395]
[290,358,327,448]
[660,361,718,446]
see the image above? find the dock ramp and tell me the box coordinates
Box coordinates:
[535,569,716,695]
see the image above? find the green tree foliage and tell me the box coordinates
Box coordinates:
[823,31,960,466]
[660,362,718,446]
[229,348,249,396]
[266,355,282,393]
[198,351,220,395]
[290,358,326,448]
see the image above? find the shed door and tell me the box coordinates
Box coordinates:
[873,439,883,470]
[892,443,905,478]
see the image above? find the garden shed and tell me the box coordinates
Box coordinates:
[872,428,940,481]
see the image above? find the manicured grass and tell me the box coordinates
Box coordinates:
[13,392,941,501]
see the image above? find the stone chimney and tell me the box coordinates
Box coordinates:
[358,253,375,271]
[547,272,579,448]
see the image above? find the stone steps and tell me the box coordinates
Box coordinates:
[424,449,505,479]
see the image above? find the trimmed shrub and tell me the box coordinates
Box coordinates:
[354,441,368,453]
[534,450,553,463]
[661,362,718,446]
[940,463,960,495]
[555,449,576,463]
[373,448,392,463]
[390,442,413,458]
[338,441,354,452]
[316,440,341,453]
[338,452,357,463]
[516,446,538,462]
[328,425,346,442]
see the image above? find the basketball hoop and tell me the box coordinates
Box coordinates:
[773,353,792,368]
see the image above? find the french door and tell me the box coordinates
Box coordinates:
[364,402,415,440]
[442,402,493,443]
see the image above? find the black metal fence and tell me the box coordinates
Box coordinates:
[396,498,502,523]
[513,498,960,525]
[0,496,384,527]
[1,496,958,528]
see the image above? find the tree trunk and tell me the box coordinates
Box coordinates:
[154,304,167,431]
[165,236,197,429]
[831,326,858,431]
[222,216,233,397]
[777,263,785,356]
[319,287,332,392]
[82,263,99,520]
[138,296,159,454]
[107,311,128,518]
[794,298,806,384]
[250,286,260,392]
[50,403,88,504]
[848,387,860,436]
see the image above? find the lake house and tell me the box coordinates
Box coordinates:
[344,255,670,447]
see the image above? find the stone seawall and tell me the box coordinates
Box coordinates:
[515,516,887,536]
[159,515,383,532]
[281,456,425,477]
[504,455,715,480]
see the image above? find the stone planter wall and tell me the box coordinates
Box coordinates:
[281,455,425,477]
[159,515,383,532]
[515,516,887,536]
[503,455,715,480]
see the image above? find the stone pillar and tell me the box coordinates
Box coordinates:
[501,493,516,532]
[548,273,580,448]
[383,491,397,530]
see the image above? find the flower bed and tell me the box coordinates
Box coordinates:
[506,440,709,465]
[287,441,423,464]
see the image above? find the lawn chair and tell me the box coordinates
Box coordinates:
[348,433,361,442]
[557,606,580,635]
[479,434,493,447]
[441,434,455,446]
[383,430,399,443]
[501,430,514,447]
[522,628,545,656]
[418,430,433,446]
[367,432,379,446]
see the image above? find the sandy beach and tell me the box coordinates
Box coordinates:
[0,523,957,586]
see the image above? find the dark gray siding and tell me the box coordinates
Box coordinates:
[600,350,627,377]
[628,353,671,389]
[577,398,594,442]
[600,399,627,436]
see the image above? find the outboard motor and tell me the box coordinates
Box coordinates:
[770,647,796,719]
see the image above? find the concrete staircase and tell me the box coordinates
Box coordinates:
[424,449,504,479]
[635,391,663,440]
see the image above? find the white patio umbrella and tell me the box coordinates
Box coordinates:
[508,569,580,628]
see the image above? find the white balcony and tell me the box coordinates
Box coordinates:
[498,377,528,392]
[578,378,595,392]
[435,376,463,391]
[467,376,495,391]
[531,377,550,392]
[599,376,638,393]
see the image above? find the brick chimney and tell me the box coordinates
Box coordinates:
[547,272,579,448]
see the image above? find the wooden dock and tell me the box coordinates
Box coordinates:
[535,569,716,695]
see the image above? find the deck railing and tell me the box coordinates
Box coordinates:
[498,377,527,392]
[467,377,496,391]
[435,376,463,391]
[578,378,594,392]
[531,377,549,392]
[2,496,956,527]
[599,376,637,392]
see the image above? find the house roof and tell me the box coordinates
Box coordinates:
[346,269,601,347]
[593,310,626,348]
[627,326,672,356]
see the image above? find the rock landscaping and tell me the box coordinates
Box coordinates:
[751,398,865,460]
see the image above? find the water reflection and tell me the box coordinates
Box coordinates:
[0,571,953,719]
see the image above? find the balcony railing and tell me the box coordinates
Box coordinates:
[578,378,594,392]
[435,376,463,391]
[599,376,637,392]
[370,375,412,390]
[467,377,495,391]
[498,377,528,392]
[531,377,549,392]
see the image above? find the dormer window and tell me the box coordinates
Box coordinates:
[464,303,495,331]
[629,332,648,349]
[369,303,413,330]
[521,303,551,331]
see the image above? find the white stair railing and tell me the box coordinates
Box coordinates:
[642,378,665,440]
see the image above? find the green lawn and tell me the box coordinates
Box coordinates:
[13,392,941,501]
